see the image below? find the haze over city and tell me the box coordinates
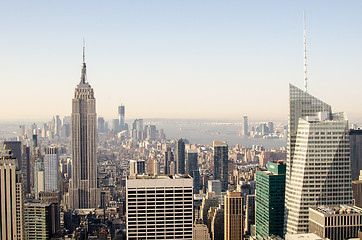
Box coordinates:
[1,1,362,121]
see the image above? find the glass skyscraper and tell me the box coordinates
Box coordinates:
[284,84,353,234]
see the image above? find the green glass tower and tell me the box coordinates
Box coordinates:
[256,161,286,239]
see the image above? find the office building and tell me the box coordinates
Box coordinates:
[176,138,186,174]
[256,161,286,239]
[213,141,228,191]
[224,191,243,240]
[98,117,105,133]
[208,180,222,196]
[0,152,24,239]
[4,141,22,170]
[309,205,362,240]
[69,46,100,209]
[200,191,219,225]
[24,202,54,239]
[112,118,119,133]
[132,119,144,141]
[145,124,157,140]
[285,84,353,234]
[352,171,362,208]
[350,129,362,181]
[44,147,58,191]
[187,150,200,193]
[126,175,193,239]
[23,145,31,194]
[242,116,249,136]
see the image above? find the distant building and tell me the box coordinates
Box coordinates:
[126,175,193,239]
[242,116,249,136]
[309,205,362,240]
[145,125,157,140]
[213,141,228,191]
[118,105,125,130]
[200,191,219,225]
[98,117,105,133]
[164,147,174,175]
[224,191,243,240]
[256,161,286,239]
[129,160,146,176]
[112,118,119,133]
[208,180,221,196]
[0,152,24,239]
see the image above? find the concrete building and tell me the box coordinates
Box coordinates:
[256,161,286,239]
[285,233,323,240]
[309,205,362,240]
[200,191,219,225]
[69,46,100,209]
[213,141,228,191]
[129,160,145,176]
[44,147,58,191]
[285,84,353,234]
[193,222,211,240]
[0,153,23,239]
[224,191,243,240]
[350,129,362,181]
[24,202,54,239]
[126,175,193,239]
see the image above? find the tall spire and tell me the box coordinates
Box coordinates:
[303,11,308,92]
[80,40,87,84]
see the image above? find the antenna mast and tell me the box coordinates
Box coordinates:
[304,11,308,92]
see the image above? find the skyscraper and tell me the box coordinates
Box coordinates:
[186,150,200,194]
[164,147,174,175]
[242,116,248,136]
[213,141,228,191]
[69,45,100,209]
[4,141,22,170]
[118,105,125,131]
[176,138,186,174]
[256,161,286,239]
[126,175,193,239]
[284,84,353,234]
[349,129,362,181]
[0,152,24,239]
[224,191,243,240]
[44,147,58,191]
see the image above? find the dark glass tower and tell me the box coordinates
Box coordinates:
[213,141,228,191]
[176,139,185,174]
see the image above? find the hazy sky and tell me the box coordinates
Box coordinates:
[1,1,362,122]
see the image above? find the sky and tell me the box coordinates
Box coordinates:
[1,1,362,122]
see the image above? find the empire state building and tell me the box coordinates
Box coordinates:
[69,46,100,209]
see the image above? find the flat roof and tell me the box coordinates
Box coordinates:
[311,205,362,215]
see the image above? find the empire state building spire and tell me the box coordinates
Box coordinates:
[80,40,87,84]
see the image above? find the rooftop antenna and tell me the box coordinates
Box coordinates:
[304,11,308,92]
[83,39,85,63]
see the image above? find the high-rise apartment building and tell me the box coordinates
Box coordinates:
[213,141,228,191]
[285,84,353,234]
[126,175,193,239]
[44,147,58,191]
[242,116,249,136]
[224,191,243,240]
[69,46,100,209]
[256,161,286,239]
[176,138,186,174]
[0,152,23,239]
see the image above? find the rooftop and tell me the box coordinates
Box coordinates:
[127,174,192,180]
[312,205,362,215]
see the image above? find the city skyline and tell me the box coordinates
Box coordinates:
[1,1,362,121]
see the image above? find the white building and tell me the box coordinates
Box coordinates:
[126,175,193,239]
[44,147,58,191]
[193,222,211,240]
[285,84,353,234]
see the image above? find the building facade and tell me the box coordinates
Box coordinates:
[350,129,362,181]
[44,147,58,191]
[69,46,100,209]
[126,175,193,239]
[176,138,186,174]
